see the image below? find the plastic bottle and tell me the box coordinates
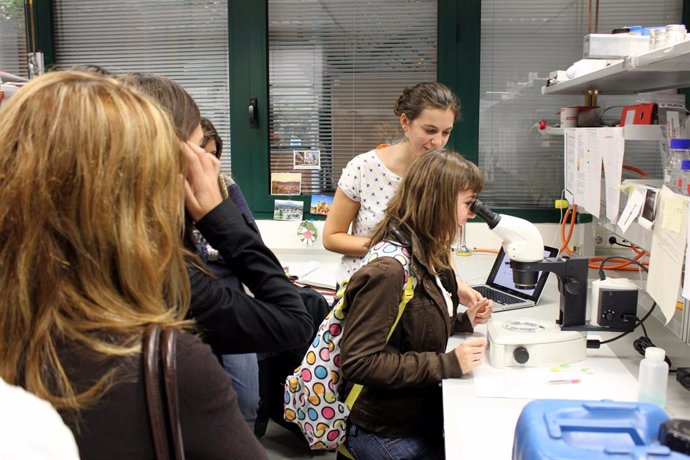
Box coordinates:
[679,159,690,196]
[637,347,669,407]
[664,139,690,192]
[651,28,668,49]
[666,24,687,46]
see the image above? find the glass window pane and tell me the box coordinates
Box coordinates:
[268,0,437,195]
[479,0,682,208]
[0,0,28,79]
[52,0,232,171]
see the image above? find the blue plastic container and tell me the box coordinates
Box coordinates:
[513,400,689,459]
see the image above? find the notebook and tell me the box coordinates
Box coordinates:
[470,245,559,312]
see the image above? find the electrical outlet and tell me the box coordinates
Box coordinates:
[594,226,632,255]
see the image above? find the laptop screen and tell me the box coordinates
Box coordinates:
[487,246,559,300]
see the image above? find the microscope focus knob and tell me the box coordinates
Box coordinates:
[565,279,580,295]
[513,346,529,364]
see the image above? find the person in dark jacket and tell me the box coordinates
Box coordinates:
[0,70,266,459]
[340,150,492,460]
[197,116,262,428]
[119,74,314,434]
[118,73,313,355]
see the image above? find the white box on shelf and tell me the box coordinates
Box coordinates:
[548,70,568,81]
[584,34,650,59]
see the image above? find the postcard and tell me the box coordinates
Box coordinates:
[274,199,304,221]
[310,194,333,215]
[293,149,321,170]
[271,172,301,195]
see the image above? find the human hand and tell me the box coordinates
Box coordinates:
[468,298,493,327]
[457,283,483,307]
[453,337,487,374]
[183,142,223,221]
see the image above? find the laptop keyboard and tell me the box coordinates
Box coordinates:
[474,286,522,305]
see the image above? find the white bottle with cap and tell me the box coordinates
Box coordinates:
[637,347,669,407]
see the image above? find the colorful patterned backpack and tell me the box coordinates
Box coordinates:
[283,241,416,452]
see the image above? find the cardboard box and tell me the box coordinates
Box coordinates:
[583,34,649,59]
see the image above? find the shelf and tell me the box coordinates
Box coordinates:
[621,124,664,141]
[537,126,563,137]
[538,124,663,141]
[542,40,690,95]
[544,41,690,345]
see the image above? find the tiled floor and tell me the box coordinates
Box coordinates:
[259,419,337,460]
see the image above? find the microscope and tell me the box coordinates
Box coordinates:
[470,200,636,368]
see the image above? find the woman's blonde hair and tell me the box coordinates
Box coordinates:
[0,71,190,411]
[369,150,483,273]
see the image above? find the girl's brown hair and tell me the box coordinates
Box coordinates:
[118,72,201,141]
[394,81,461,122]
[118,72,206,254]
[0,71,190,411]
[369,149,483,274]
[201,117,224,159]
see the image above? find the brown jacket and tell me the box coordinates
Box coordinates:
[340,256,473,438]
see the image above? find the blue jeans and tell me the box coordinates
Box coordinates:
[345,424,444,460]
[222,353,260,430]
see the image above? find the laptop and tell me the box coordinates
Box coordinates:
[470,245,559,312]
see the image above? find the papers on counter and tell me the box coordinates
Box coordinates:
[472,342,638,401]
[290,261,337,291]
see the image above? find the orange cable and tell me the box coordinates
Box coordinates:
[560,205,577,256]
[622,164,648,177]
[559,204,649,271]
[472,248,499,254]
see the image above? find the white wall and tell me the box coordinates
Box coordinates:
[256,219,595,270]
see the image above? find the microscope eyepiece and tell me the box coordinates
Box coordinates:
[470,199,501,229]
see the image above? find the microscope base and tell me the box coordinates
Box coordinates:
[488,318,587,368]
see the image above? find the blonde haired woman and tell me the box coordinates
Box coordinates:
[0,71,266,459]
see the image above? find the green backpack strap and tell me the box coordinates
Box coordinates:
[337,274,415,459]
[343,273,415,409]
[336,241,415,458]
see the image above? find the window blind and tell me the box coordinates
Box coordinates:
[268,0,437,195]
[0,0,27,78]
[52,0,232,171]
[479,0,682,208]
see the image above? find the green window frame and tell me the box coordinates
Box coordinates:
[228,0,568,221]
[32,0,690,222]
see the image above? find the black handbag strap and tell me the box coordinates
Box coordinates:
[143,324,185,460]
[160,327,184,460]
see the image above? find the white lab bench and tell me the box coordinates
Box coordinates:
[443,255,690,459]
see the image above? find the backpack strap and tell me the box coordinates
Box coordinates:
[338,242,415,459]
[343,273,414,409]
[342,240,415,410]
